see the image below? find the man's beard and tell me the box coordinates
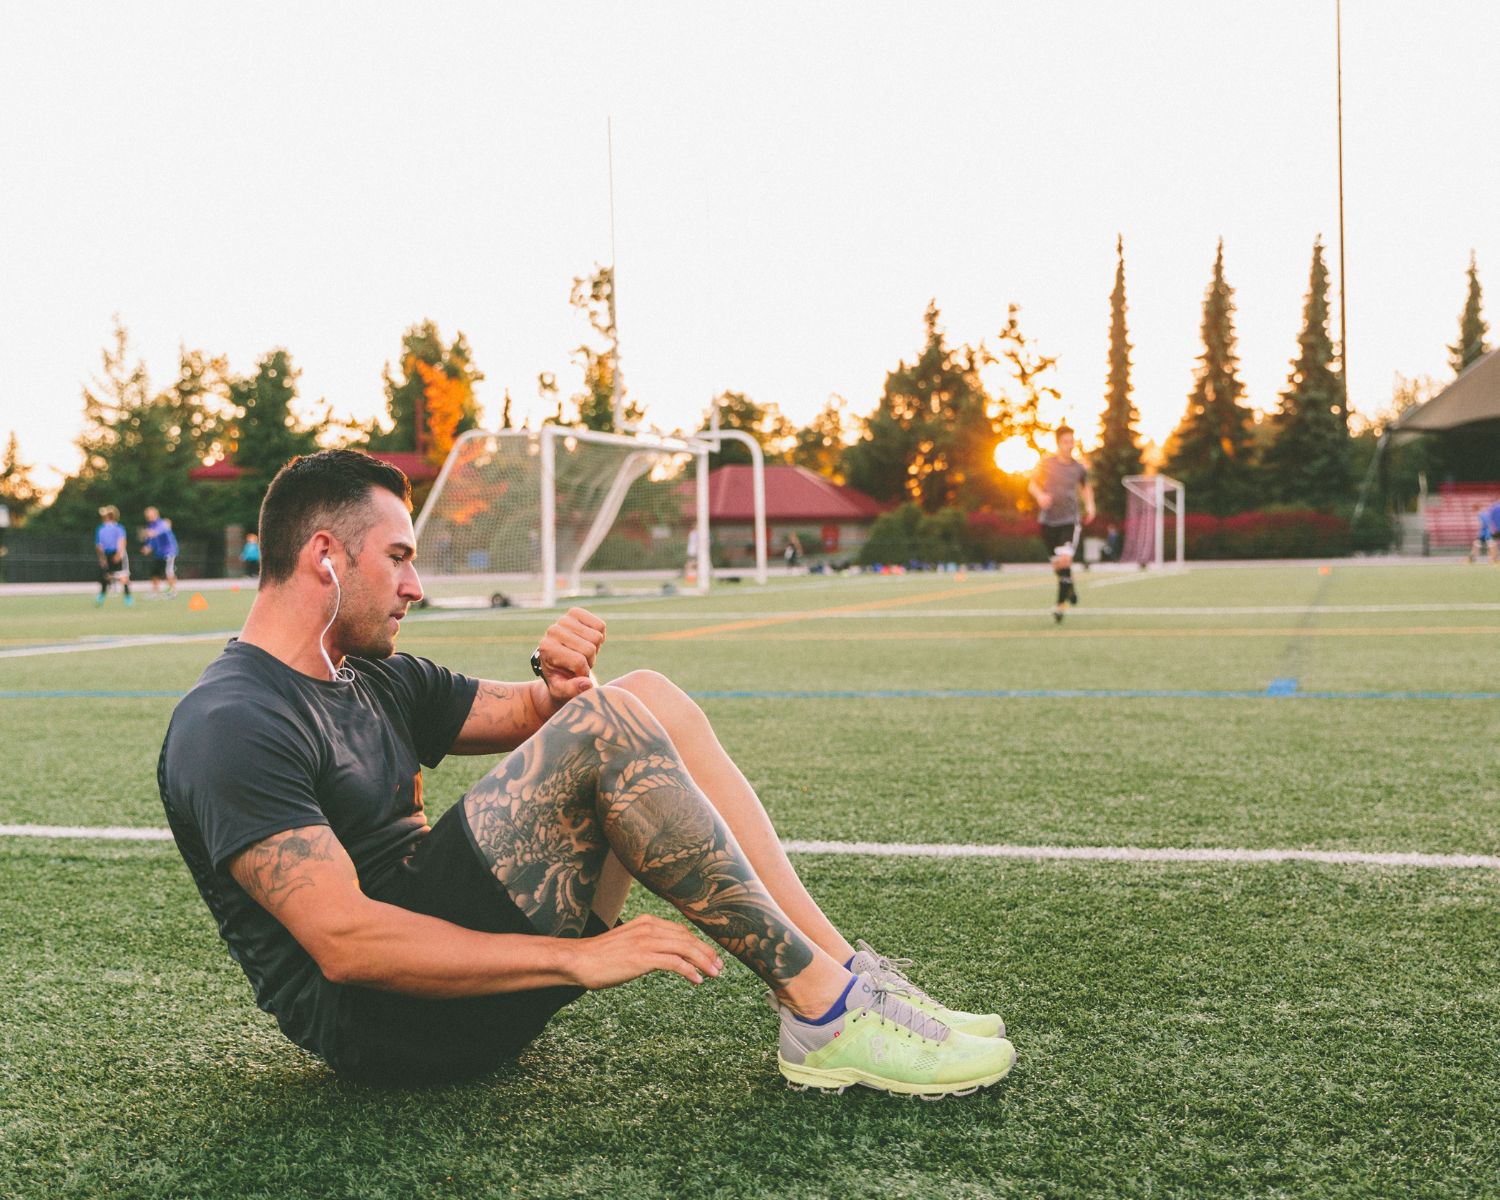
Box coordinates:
[332,604,398,660]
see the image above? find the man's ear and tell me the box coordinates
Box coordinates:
[305,532,337,580]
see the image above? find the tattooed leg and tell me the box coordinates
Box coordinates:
[464,685,850,1011]
[610,669,855,964]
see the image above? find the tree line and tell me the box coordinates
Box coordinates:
[0,245,1488,543]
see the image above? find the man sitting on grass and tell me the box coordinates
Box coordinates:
[159,450,1014,1096]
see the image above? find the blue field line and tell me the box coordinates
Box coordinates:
[4,684,1500,702]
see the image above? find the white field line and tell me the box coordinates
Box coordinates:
[3,823,1497,870]
[417,601,1500,624]
[0,631,234,659]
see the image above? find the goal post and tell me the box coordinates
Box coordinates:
[414,425,713,608]
[1122,474,1186,567]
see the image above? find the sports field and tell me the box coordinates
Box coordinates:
[2,561,1497,1199]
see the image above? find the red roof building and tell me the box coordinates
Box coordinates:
[704,465,889,563]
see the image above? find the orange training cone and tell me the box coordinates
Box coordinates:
[188,592,209,611]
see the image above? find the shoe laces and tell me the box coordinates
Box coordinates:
[862,979,950,1043]
[854,939,933,1003]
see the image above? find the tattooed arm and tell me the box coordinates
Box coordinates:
[448,678,558,755]
[449,608,609,755]
[228,825,717,996]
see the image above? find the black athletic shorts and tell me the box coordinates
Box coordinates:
[1040,522,1080,555]
[149,554,174,580]
[331,802,609,1087]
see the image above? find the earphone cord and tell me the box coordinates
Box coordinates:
[319,569,357,683]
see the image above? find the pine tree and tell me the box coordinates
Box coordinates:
[0,433,40,524]
[227,349,320,527]
[34,321,229,536]
[1449,252,1490,375]
[1163,241,1255,515]
[1262,238,1351,508]
[1091,236,1144,517]
[844,302,1002,511]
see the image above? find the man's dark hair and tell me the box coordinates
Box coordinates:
[1055,424,1075,440]
[257,450,411,585]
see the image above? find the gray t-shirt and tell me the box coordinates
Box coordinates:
[1035,455,1089,525]
[159,640,478,1064]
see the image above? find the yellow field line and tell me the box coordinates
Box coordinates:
[641,578,1049,641]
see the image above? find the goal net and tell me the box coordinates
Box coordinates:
[414,426,710,607]
[1122,474,1186,567]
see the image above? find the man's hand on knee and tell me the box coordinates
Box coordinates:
[566,913,722,990]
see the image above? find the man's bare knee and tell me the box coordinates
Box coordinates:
[611,670,698,722]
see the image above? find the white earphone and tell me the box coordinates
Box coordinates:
[318,555,355,682]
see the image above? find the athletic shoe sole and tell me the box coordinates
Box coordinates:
[778,1043,1016,1099]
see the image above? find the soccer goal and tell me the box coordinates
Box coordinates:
[1122,474,1186,567]
[414,425,713,608]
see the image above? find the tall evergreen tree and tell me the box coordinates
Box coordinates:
[1091,236,1144,517]
[227,349,320,527]
[1449,251,1490,375]
[34,321,230,536]
[1262,238,1351,508]
[844,302,1003,511]
[0,433,40,525]
[1163,241,1256,515]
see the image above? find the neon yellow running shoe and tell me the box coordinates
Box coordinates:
[849,940,1006,1039]
[778,975,1016,1098]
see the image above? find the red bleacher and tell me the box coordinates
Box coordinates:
[1423,483,1500,552]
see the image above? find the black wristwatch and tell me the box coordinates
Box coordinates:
[530,648,544,678]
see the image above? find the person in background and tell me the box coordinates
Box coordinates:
[241,532,262,578]
[1468,501,1500,565]
[142,506,179,598]
[783,532,803,570]
[1027,425,1095,624]
[95,505,132,608]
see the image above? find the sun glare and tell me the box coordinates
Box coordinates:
[993,436,1039,475]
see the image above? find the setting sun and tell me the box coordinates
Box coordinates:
[993,436,1039,475]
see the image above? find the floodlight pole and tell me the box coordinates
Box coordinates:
[1336,0,1350,413]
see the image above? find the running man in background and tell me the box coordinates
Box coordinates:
[1027,425,1095,623]
[95,505,132,607]
[1468,501,1500,565]
[142,506,179,597]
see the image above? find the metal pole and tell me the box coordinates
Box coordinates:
[540,427,557,608]
[1336,0,1350,415]
[1176,482,1185,565]
[695,448,711,592]
[1155,475,1166,568]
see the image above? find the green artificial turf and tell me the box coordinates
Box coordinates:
[2,562,1498,1198]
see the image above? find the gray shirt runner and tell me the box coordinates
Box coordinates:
[1035,455,1089,525]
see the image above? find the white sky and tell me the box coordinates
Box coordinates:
[2,2,1496,490]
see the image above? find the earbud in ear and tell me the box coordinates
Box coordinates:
[321,558,336,583]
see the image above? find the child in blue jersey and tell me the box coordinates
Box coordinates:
[1469,501,1500,565]
[95,505,133,606]
[141,506,179,596]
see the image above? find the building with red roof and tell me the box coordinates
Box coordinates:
[705,465,889,564]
